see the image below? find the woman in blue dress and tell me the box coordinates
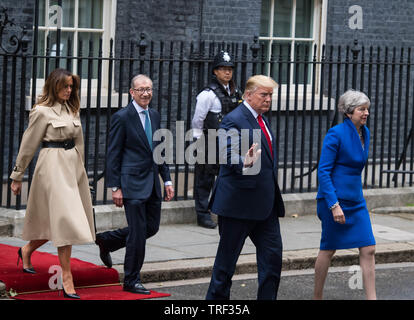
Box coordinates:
[313,90,376,300]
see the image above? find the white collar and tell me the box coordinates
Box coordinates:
[244,101,260,119]
[132,99,149,114]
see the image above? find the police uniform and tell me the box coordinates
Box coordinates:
[191,51,242,229]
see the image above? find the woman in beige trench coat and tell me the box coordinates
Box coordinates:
[10,68,95,299]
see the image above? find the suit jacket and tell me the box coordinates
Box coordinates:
[106,102,171,200]
[316,118,370,208]
[209,103,285,220]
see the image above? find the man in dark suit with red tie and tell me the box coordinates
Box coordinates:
[206,75,285,300]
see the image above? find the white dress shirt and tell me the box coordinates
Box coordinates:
[132,100,151,130]
[191,85,229,139]
[243,101,272,141]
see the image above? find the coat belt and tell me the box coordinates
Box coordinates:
[42,139,75,150]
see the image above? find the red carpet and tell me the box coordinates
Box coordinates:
[0,243,170,300]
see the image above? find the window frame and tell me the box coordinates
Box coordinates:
[31,0,117,109]
[259,0,328,97]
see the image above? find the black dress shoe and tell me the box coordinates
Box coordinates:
[197,216,217,229]
[95,234,113,268]
[123,282,151,295]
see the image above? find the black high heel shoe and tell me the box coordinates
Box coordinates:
[17,248,36,274]
[62,287,80,299]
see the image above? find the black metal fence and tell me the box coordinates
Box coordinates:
[2,10,414,209]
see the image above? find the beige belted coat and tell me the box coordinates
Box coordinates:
[10,103,95,247]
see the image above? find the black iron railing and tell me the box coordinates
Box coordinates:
[2,7,414,209]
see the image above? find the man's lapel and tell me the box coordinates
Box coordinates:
[149,108,158,133]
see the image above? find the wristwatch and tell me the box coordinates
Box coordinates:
[111,187,119,192]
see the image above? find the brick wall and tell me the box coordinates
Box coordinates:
[115,0,202,44]
[115,0,261,45]
[326,0,414,48]
[201,0,261,42]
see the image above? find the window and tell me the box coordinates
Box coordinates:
[35,0,115,85]
[259,0,327,87]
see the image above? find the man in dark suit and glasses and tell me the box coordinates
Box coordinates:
[100,74,174,294]
[206,75,285,300]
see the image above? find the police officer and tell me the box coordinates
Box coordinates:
[191,51,242,229]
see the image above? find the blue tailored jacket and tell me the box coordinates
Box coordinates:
[316,118,370,208]
[106,102,171,200]
[208,103,285,220]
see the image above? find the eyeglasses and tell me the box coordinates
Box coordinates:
[132,87,153,94]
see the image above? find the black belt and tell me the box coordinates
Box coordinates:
[42,139,75,150]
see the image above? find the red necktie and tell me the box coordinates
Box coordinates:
[257,114,273,158]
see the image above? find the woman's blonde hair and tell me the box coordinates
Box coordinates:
[35,68,80,114]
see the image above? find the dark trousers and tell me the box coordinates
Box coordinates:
[206,213,283,300]
[97,227,128,252]
[98,189,161,287]
[194,163,217,217]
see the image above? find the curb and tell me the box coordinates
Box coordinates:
[128,242,414,283]
[0,219,12,237]
[371,207,414,214]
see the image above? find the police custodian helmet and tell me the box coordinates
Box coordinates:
[212,51,235,71]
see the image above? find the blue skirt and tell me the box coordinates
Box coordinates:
[317,198,376,250]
